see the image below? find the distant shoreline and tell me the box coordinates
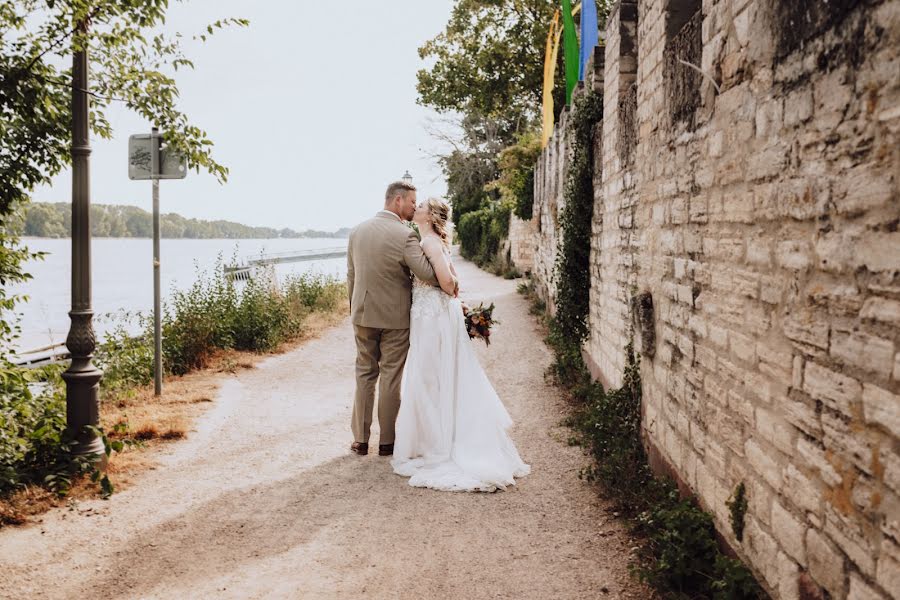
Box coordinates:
[23,202,350,240]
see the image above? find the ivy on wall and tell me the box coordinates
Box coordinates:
[553,90,604,350]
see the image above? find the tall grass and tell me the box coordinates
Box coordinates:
[98,263,346,383]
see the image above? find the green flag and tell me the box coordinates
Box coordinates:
[561,0,579,105]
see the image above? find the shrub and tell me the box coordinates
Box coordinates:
[567,345,764,599]
[457,200,512,266]
[104,263,346,377]
[495,131,541,220]
[231,274,294,352]
[0,362,89,496]
[95,320,154,395]
[162,263,238,375]
[284,272,344,313]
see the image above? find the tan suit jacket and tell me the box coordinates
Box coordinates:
[346,211,439,330]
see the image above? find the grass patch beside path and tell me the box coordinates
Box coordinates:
[1,268,348,526]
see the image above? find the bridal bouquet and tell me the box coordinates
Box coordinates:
[463,303,497,346]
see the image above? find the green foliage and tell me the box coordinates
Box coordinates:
[727,482,749,542]
[23,202,349,239]
[0,362,123,499]
[95,266,346,385]
[566,345,764,599]
[637,493,764,599]
[565,342,665,509]
[0,0,248,376]
[457,200,512,267]
[492,132,541,220]
[284,272,344,314]
[0,363,68,494]
[0,2,248,217]
[0,225,43,351]
[231,275,296,352]
[553,90,604,347]
[95,320,154,395]
[519,277,764,599]
[439,112,506,227]
[417,0,566,134]
[162,263,238,375]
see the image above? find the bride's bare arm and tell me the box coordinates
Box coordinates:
[422,237,458,296]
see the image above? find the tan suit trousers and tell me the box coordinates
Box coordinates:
[352,325,410,445]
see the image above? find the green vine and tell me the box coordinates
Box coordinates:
[553,90,604,349]
[727,482,749,542]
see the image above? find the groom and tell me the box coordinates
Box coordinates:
[345,181,439,456]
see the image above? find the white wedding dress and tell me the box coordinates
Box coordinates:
[391,247,530,492]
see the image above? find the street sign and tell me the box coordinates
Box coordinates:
[127,133,187,180]
[128,128,189,397]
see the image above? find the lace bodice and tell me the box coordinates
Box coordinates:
[411,240,453,319]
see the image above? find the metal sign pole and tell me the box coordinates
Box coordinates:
[127,127,185,398]
[151,127,162,396]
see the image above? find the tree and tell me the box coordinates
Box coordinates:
[430,112,507,225]
[0,0,247,352]
[492,131,542,220]
[417,0,564,139]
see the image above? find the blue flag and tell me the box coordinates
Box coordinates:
[579,0,599,80]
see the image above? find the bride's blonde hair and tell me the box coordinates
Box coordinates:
[426,197,451,250]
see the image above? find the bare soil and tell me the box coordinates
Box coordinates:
[0,255,651,599]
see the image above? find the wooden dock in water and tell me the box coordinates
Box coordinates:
[13,341,70,368]
[225,246,347,281]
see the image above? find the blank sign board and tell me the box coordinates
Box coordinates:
[128,134,187,180]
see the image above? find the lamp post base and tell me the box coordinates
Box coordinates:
[63,309,104,457]
[61,365,105,456]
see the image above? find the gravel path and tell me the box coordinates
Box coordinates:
[0,254,649,599]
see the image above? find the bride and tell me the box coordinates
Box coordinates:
[391,197,530,492]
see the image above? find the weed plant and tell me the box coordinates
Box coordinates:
[519,281,765,600]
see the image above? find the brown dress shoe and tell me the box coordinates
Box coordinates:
[378,444,394,456]
[351,442,368,455]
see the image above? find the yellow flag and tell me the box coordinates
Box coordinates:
[541,10,561,148]
[542,4,581,147]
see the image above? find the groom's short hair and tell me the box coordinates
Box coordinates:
[385,181,416,203]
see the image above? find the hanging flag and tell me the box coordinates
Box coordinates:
[560,0,579,105]
[542,10,561,147]
[579,0,599,80]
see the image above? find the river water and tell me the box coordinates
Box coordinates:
[9,237,348,352]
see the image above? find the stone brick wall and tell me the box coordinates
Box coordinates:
[529,0,900,597]
[532,108,572,313]
[504,213,537,273]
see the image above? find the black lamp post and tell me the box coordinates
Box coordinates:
[62,17,104,457]
[402,170,413,185]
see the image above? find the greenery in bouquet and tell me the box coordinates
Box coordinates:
[463,303,497,346]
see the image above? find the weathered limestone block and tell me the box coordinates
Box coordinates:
[806,528,847,598]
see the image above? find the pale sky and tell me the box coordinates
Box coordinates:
[34,0,456,232]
